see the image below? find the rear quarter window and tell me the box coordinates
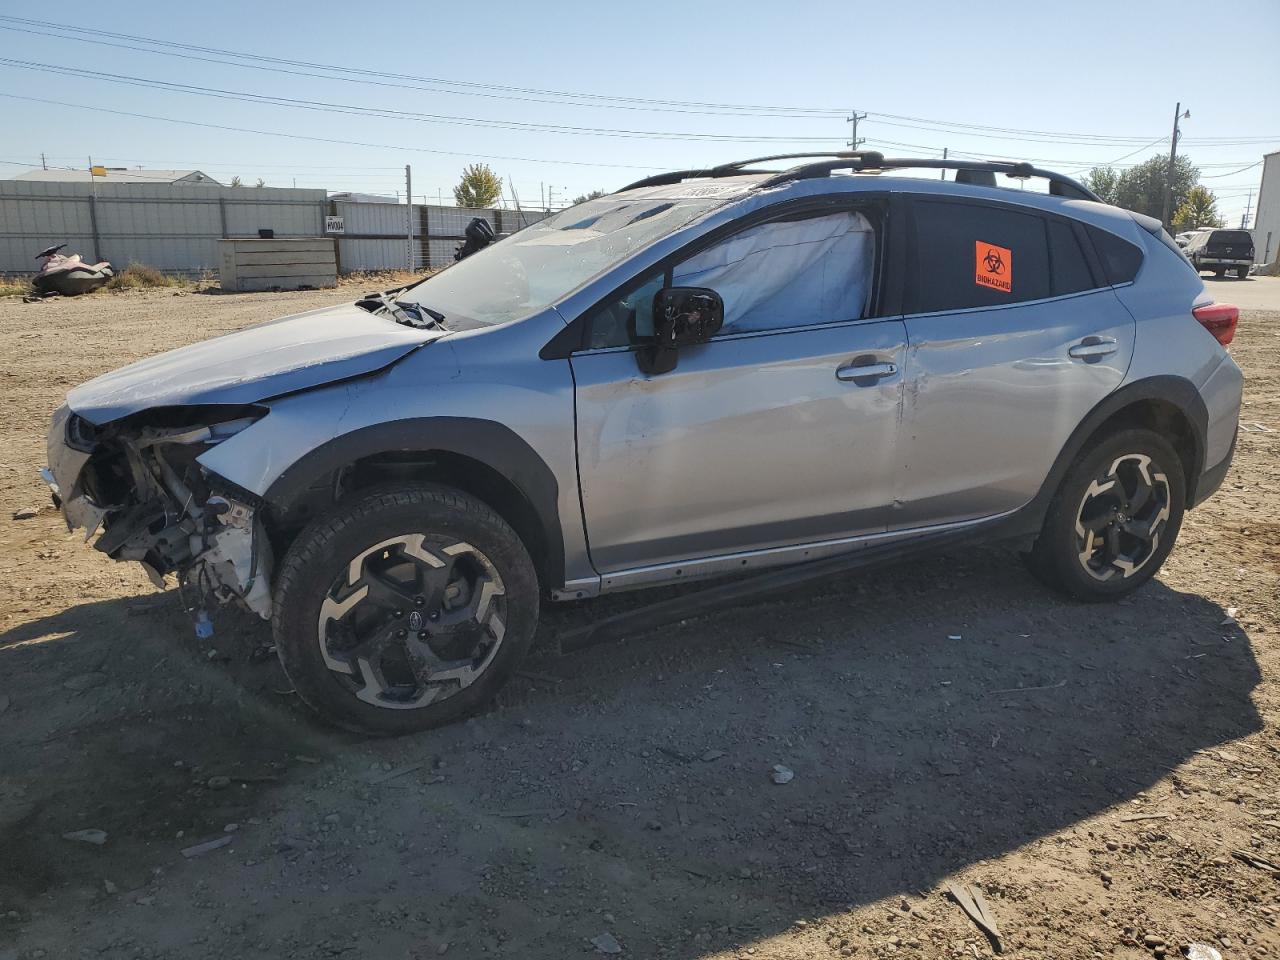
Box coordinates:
[1085,225,1144,285]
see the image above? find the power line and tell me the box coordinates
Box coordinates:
[3,17,1277,148]
[866,137,1251,171]
[1202,160,1265,179]
[0,58,846,143]
[867,110,1279,145]
[0,93,661,170]
[0,18,848,119]
[867,115,1275,147]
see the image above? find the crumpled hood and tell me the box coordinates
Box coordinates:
[67,301,445,425]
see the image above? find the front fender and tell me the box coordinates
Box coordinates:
[256,415,565,581]
[196,326,586,588]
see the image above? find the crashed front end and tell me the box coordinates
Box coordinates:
[44,403,273,619]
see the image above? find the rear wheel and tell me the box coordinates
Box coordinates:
[273,484,539,735]
[1214,267,1226,278]
[1237,266,1250,279]
[1026,429,1186,601]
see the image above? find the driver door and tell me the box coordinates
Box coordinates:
[568,202,907,578]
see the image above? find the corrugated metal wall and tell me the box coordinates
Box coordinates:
[332,201,550,272]
[0,181,327,276]
[0,180,554,277]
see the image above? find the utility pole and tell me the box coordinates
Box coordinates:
[1160,102,1190,230]
[941,147,948,180]
[404,164,413,271]
[846,109,866,149]
[40,152,47,170]
[1241,189,1253,229]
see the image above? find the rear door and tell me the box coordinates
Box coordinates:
[890,196,1136,529]
[569,199,907,575]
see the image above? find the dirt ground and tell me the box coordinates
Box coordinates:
[1,279,1278,960]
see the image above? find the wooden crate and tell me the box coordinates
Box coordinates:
[218,238,337,292]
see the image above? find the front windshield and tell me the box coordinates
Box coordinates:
[401,194,728,326]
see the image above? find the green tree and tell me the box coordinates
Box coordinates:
[1112,155,1199,222]
[572,189,607,205]
[1172,185,1224,231]
[1083,167,1119,205]
[453,163,503,208]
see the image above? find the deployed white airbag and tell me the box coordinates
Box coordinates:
[672,211,874,333]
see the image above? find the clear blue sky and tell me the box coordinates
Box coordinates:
[2,0,1277,222]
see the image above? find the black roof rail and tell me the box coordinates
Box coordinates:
[615,151,885,193]
[754,156,1100,201]
[615,152,1099,202]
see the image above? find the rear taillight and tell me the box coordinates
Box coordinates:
[1193,302,1238,346]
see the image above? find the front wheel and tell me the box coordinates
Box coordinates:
[1025,429,1186,601]
[273,484,539,735]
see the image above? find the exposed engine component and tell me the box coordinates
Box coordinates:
[47,406,274,620]
[192,494,272,617]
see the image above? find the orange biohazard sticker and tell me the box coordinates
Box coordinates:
[975,241,1012,293]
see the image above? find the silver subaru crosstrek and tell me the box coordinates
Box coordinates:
[44,152,1243,734]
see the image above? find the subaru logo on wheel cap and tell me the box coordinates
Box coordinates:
[408,610,424,631]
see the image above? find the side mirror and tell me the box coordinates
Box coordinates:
[654,287,724,346]
[636,287,724,375]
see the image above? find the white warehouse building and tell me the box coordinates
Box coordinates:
[1253,150,1280,267]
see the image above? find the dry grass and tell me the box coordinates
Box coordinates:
[105,263,185,291]
[336,268,430,288]
[0,276,30,298]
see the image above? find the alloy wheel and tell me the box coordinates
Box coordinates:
[1073,453,1172,582]
[316,534,507,709]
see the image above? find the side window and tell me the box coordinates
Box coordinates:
[1047,219,1095,295]
[582,208,877,349]
[1085,225,1144,285]
[673,210,876,336]
[909,200,1050,313]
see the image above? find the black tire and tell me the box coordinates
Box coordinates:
[1237,266,1250,279]
[1025,429,1186,602]
[273,484,539,735]
[1214,267,1226,278]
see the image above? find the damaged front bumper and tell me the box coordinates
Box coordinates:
[43,404,274,619]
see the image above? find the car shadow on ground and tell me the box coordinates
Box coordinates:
[381,548,1264,953]
[0,548,1264,956]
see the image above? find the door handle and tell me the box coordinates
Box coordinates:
[836,360,898,382]
[1068,336,1118,360]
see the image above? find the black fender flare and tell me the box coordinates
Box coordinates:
[261,417,564,584]
[1003,375,1208,540]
